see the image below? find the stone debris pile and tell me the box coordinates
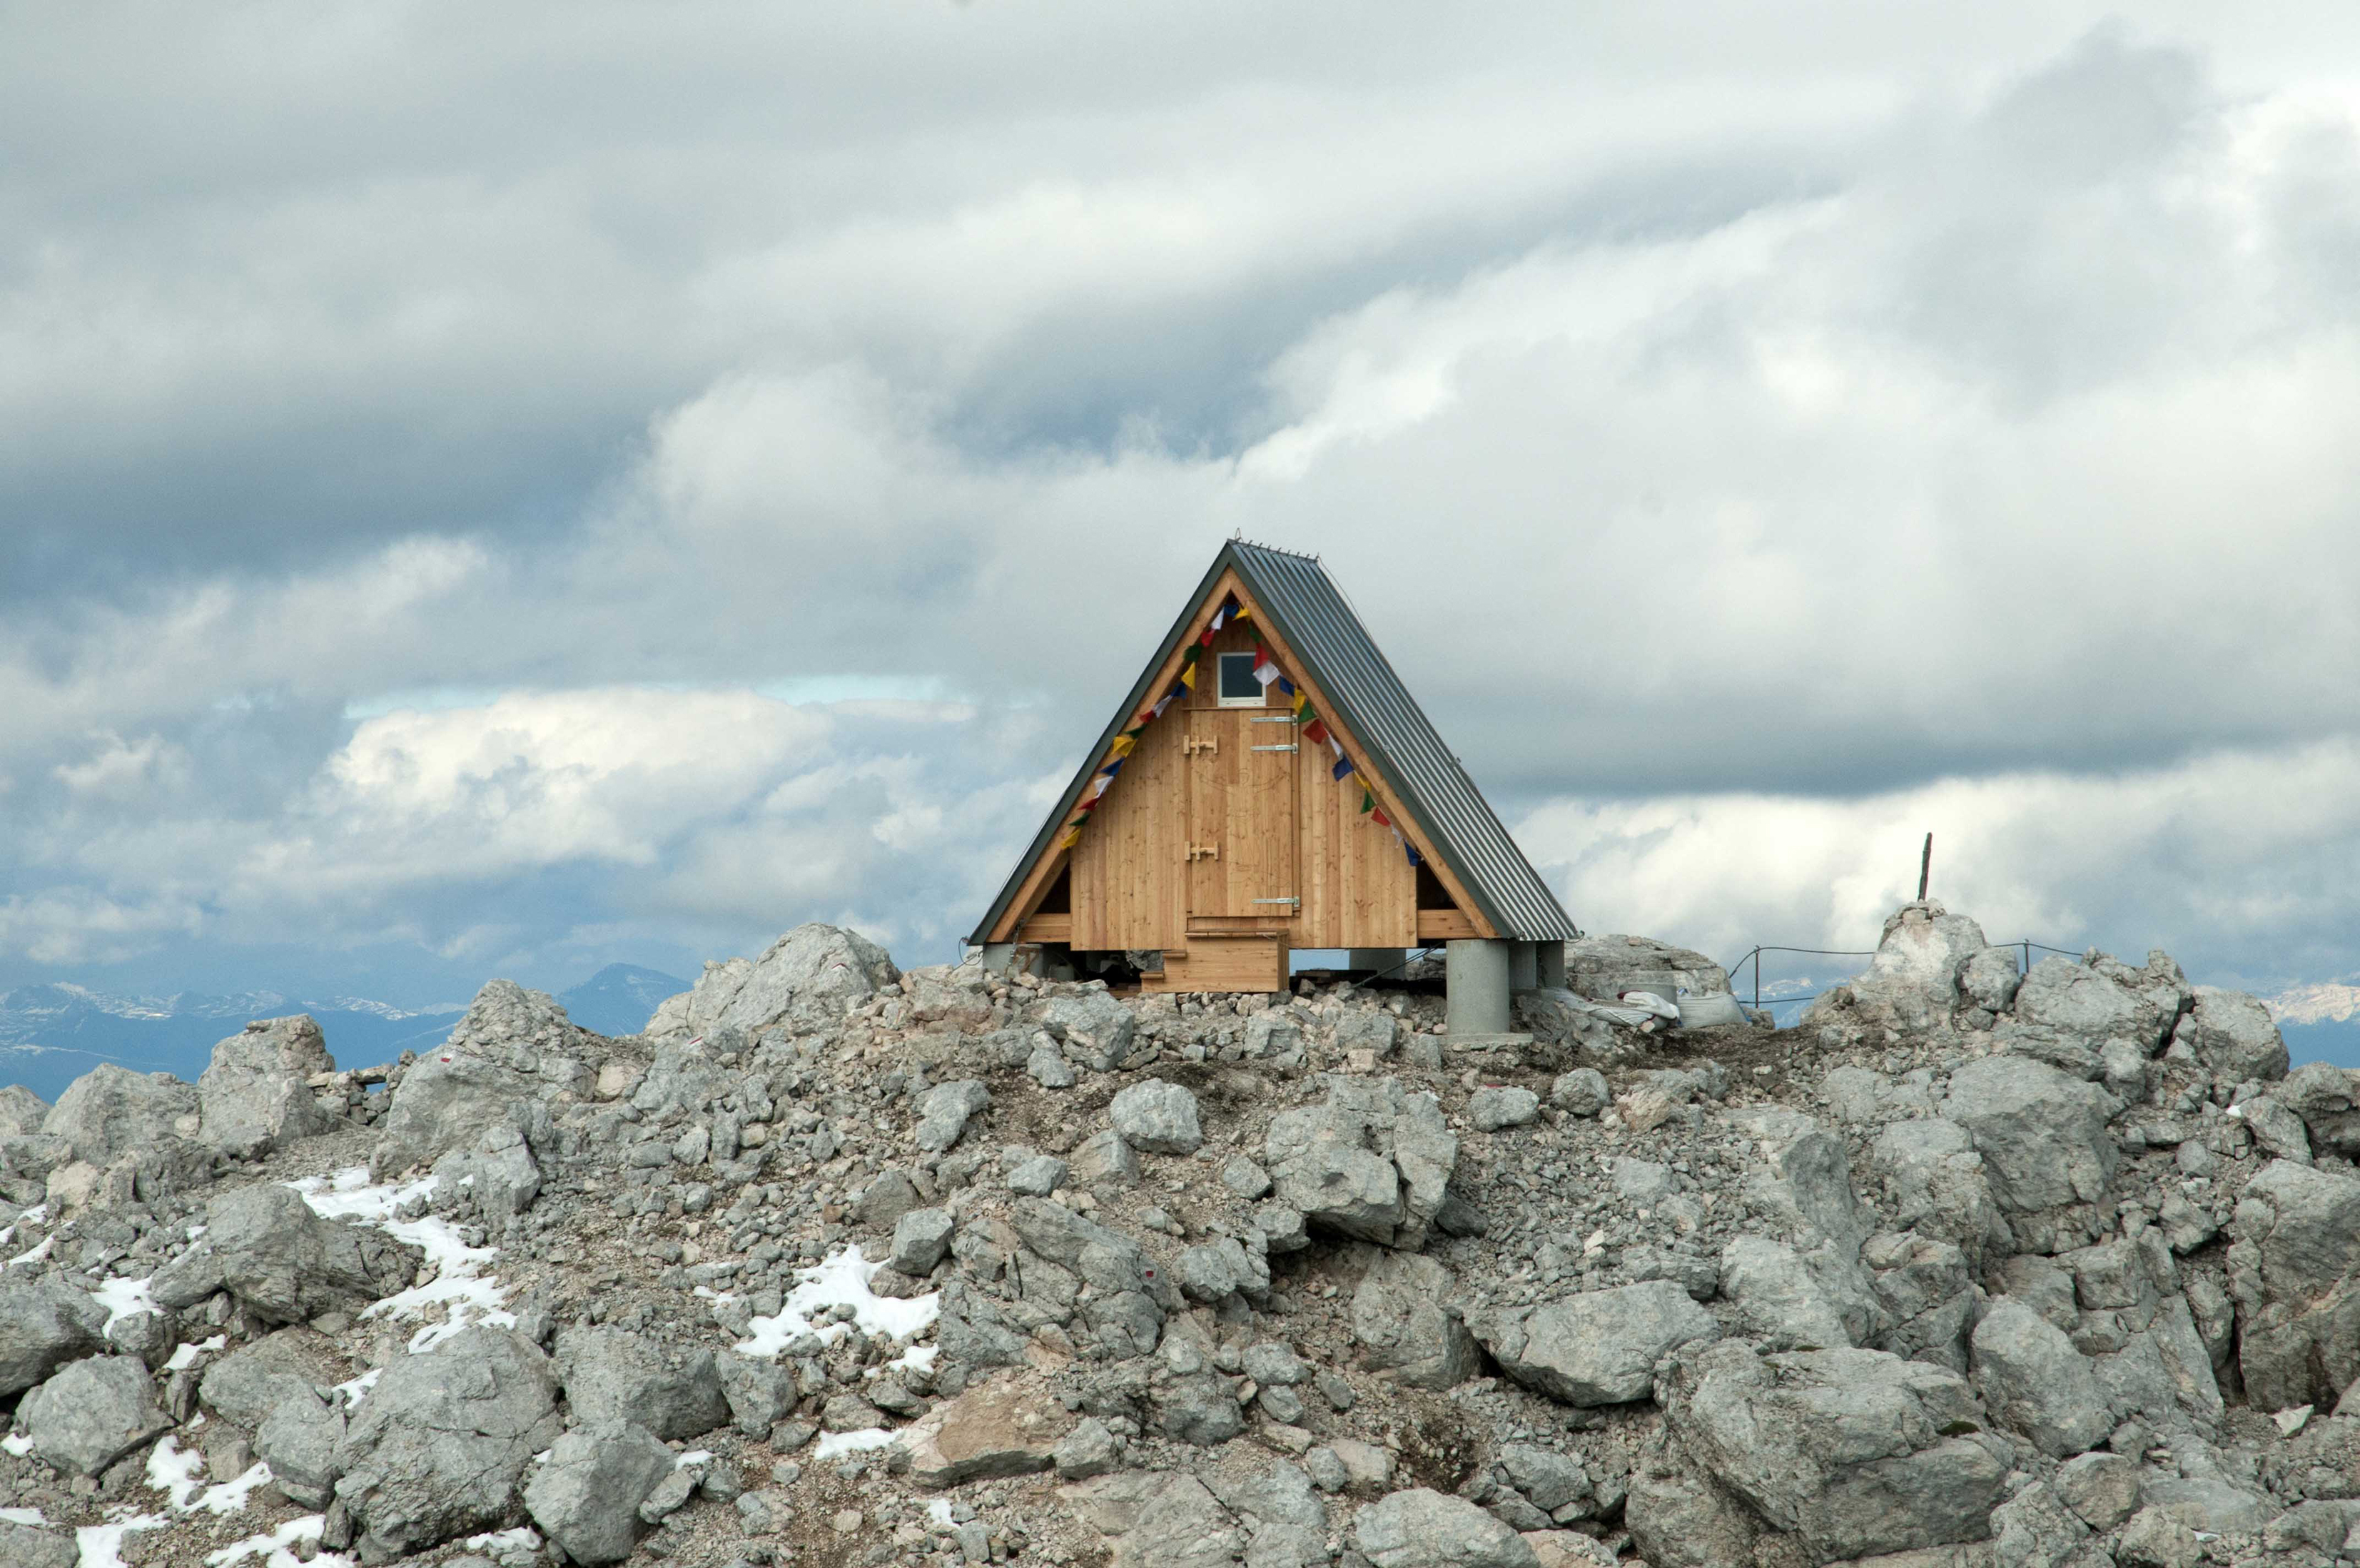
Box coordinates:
[0,906,2347,1568]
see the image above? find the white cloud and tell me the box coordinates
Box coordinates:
[9,13,2360,1001]
[1519,739,2360,989]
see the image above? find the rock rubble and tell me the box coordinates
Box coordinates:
[0,903,2347,1568]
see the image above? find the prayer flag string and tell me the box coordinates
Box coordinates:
[1053,593,1422,867]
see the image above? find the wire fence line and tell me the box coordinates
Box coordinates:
[1720,938,2088,1014]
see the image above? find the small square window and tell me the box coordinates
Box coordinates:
[1216,652,1265,707]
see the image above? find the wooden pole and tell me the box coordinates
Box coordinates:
[1917,833,1933,902]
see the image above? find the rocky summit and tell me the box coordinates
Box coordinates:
[0,907,2351,1567]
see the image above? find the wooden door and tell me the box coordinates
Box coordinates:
[1185,707,1298,919]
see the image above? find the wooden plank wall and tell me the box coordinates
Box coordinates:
[1063,610,1425,954]
[1070,701,1187,950]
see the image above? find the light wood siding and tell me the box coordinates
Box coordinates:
[1295,732,1418,946]
[1069,702,1187,950]
[1058,582,1432,961]
[1145,936,1287,993]
[1185,707,1297,919]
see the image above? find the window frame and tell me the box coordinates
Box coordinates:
[1214,650,1267,707]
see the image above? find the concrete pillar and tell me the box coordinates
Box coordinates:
[1535,941,1566,990]
[979,943,1018,976]
[1347,948,1406,977]
[1508,941,1539,991]
[1446,939,1514,1038]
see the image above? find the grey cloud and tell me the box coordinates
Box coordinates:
[5,9,2360,1004]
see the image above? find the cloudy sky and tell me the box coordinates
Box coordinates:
[7,3,2360,1010]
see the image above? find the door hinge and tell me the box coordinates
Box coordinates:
[1251,744,1298,752]
[1183,736,1219,757]
[1250,715,1295,724]
[1187,843,1221,862]
[1251,896,1301,908]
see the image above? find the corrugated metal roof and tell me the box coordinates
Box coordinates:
[968,540,1579,945]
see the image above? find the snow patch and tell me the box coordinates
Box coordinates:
[288,1168,513,1352]
[734,1245,937,1358]
[4,1432,34,1456]
[334,1367,381,1405]
[90,1275,156,1333]
[166,1334,228,1372]
[146,1435,275,1515]
[813,1427,899,1461]
[0,1504,44,1524]
[205,1514,354,1568]
[8,1234,54,1268]
[463,1525,543,1553]
[76,1514,167,1568]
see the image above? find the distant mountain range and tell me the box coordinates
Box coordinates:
[2268,981,2360,1071]
[0,963,685,1106]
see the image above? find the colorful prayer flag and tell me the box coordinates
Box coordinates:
[1058,826,1081,849]
[1252,646,1280,687]
[1301,719,1329,747]
[1108,735,1136,759]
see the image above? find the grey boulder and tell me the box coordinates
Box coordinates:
[373,979,592,1175]
[1847,902,1988,1026]
[647,921,898,1039]
[1472,1280,1719,1406]
[2226,1158,2360,1409]
[522,1418,674,1567]
[1353,1487,1542,1568]
[1059,1469,1241,1568]
[1265,1076,1458,1249]
[1659,1339,2010,1564]
[714,1353,796,1437]
[1958,945,2024,1013]
[42,1063,198,1167]
[333,1326,563,1560]
[1969,1300,2111,1457]
[432,1121,542,1218]
[255,1387,347,1509]
[0,1520,74,1568]
[1352,1248,1479,1390]
[1866,1117,2013,1265]
[1110,1079,1202,1154]
[1548,1070,1609,1117]
[914,1079,991,1153]
[1037,990,1141,1072]
[1468,1086,1539,1132]
[197,1015,338,1159]
[153,1183,422,1323]
[2174,986,2289,1083]
[17,1353,171,1477]
[0,1273,106,1395]
[890,1206,955,1275]
[2012,955,2172,1049]
[0,1083,47,1138]
[199,1327,353,1428]
[556,1325,730,1440]
[1940,1056,2119,1213]
[1717,1235,1877,1352]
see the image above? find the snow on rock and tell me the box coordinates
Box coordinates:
[732,1244,938,1358]
[286,1167,513,1352]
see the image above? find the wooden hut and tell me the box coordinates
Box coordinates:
[970,540,1578,1038]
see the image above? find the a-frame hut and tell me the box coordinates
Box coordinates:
[971,540,1579,1038]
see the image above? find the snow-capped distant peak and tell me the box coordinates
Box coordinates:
[2268,982,2360,1028]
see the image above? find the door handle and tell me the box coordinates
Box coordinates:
[1184,737,1220,757]
[1187,844,1221,861]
